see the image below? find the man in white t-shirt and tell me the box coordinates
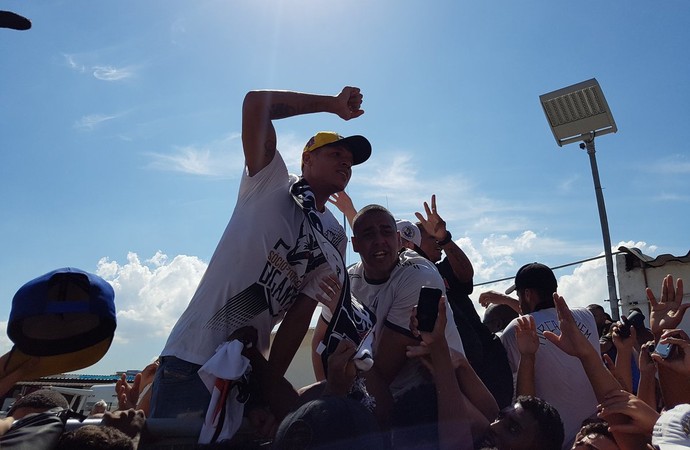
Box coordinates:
[499,262,599,450]
[346,204,465,426]
[149,87,372,419]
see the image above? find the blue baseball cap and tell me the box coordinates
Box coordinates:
[3,268,116,379]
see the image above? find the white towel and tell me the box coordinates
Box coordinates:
[197,340,251,444]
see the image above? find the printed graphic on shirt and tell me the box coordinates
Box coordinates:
[205,221,325,331]
[534,318,594,345]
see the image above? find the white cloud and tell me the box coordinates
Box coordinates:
[74,113,120,130]
[63,54,135,81]
[93,65,135,81]
[646,155,690,175]
[63,54,86,73]
[146,133,243,177]
[0,321,11,356]
[96,251,207,344]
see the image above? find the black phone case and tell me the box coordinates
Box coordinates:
[417,287,442,332]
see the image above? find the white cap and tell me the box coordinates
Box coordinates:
[396,219,421,247]
[653,403,690,449]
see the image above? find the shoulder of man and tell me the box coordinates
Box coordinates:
[398,250,437,271]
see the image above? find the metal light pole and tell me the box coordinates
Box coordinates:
[539,78,620,320]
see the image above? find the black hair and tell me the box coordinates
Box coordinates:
[578,419,615,440]
[8,389,69,416]
[352,204,395,236]
[57,425,134,450]
[516,395,564,450]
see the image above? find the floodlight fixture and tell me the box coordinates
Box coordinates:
[540,78,617,147]
[539,78,620,320]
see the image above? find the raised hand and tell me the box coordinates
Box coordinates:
[116,372,141,411]
[327,191,357,227]
[651,328,690,376]
[414,194,447,241]
[334,86,364,121]
[516,315,540,356]
[102,408,146,439]
[543,293,595,359]
[648,275,688,338]
[597,389,659,436]
[324,339,357,396]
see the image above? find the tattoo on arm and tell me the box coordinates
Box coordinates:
[269,99,325,120]
[269,103,298,120]
[263,137,277,159]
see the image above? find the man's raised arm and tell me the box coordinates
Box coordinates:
[241,87,364,176]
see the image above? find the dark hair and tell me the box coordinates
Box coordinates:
[352,204,394,236]
[273,397,385,450]
[516,396,564,450]
[57,425,134,450]
[8,389,69,416]
[578,420,615,440]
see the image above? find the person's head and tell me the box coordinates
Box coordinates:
[416,223,443,263]
[301,131,371,195]
[476,396,564,450]
[273,397,385,450]
[396,219,422,252]
[483,303,520,334]
[7,388,69,419]
[89,399,107,415]
[57,425,134,450]
[586,304,613,337]
[572,420,618,450]
[505,263,558,314]
[352,205,400,281]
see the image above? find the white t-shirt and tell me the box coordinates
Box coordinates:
[501,307,599,450]
[348,250,465,397]
[162,151,346,365]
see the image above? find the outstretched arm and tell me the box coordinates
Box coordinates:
[415,299,488,450]
[415,194,473,282]
[651,328,690,408]
[242,87,364,176]
[478,290,521,314]
[543,294,650,449]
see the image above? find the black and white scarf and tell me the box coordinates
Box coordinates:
[289,177,376,376]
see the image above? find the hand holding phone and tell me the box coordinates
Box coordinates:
[416,286,442,333]
[654,342,675,359]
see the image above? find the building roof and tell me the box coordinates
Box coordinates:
[619,246,690,271]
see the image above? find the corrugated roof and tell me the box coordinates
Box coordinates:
[618,246,690,271]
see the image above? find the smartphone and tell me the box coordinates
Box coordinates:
[654,342,675,359]
[416,286,442,333]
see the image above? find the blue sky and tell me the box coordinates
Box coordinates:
[1,1,689,374]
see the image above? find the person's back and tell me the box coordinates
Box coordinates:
[499,263,599,449]
[503,306,599,443]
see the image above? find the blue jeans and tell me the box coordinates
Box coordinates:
[149,356,211,419]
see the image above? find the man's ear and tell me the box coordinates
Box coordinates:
[351,235,359,253]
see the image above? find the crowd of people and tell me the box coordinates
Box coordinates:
[1,86,689,450]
